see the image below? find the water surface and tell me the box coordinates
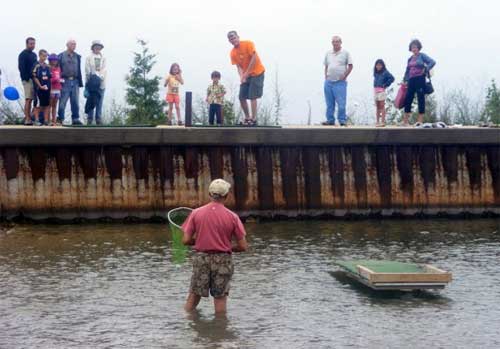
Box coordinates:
[1,219,499,348]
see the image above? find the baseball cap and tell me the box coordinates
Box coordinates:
[209,179,231,196]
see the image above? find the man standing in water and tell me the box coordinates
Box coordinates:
[182,179,248,313]
[227,31,265,126]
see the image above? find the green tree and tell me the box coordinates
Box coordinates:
[483,79,500,125]
[103,98,128,125]
[223,100,237,125]
[125,39,165,125]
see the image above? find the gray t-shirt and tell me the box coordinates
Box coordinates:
[324,49,353,81]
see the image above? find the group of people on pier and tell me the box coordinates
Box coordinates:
[18,38,106,126]
[17,32,435,127]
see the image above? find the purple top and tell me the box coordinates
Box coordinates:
[408,56,425,78]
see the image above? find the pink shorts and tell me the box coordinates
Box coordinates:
[166,94,180,106]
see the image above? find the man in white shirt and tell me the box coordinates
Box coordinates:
[85,40,107,125]
[323,36,353,126]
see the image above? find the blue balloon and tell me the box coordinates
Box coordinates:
[3,86,20,101]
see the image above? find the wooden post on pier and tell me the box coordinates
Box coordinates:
[185,91,192,127]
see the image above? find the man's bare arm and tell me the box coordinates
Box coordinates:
[182,233,196,246]
[342,64,353,80]
[232,238,248,252]
[243,53,257,78]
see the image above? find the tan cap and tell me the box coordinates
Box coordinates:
[209,179,231,196]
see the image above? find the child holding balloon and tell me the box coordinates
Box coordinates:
[32,50,52,126]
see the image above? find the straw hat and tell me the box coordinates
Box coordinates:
[209,179,231,197]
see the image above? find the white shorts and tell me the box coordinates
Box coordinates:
[374,90,387,102]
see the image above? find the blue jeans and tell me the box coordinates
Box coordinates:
[324,80,347,124]
[87,88,105,124]
[58,79,80,123]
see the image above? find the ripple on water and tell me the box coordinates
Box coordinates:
[0,219,499,348]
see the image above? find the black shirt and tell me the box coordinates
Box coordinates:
[32,62,52,89]
[18,49,38,81]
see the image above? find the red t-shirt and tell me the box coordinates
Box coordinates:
[182,202,246,253]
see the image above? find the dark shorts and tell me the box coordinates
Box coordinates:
[36,89,50,107]
[239,73,264,100]
[190,252,234,298]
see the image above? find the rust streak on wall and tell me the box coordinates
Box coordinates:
[350,146,367,208]
[151,147,174,188]
[375,146,392,207]
[1,141,499,219]
[231,147,248,209]
[79,147,98,180]
[209,147,224,180]
[27,148,48,181]
[55,149,71,181]
[279,147,299,209]
[465,147,482,190]
[441,146,458,184]
[104,147,123,180]
[419,146,436,191]
[328,147,345,204]
[396,146,414,197]
[256,147,275,210]
[3,148,19,180]
[486,146,500,203]
[132,147,149,182]
[302,147,322,209]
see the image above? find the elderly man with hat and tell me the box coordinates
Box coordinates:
[181,179,248,314]
[85,40,107,125]
[57,39,83,125]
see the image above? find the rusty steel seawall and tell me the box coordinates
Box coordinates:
[0,126,499,219]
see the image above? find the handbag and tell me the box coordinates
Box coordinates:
[424,77,434,95]
[394,83,407,109]
[424,69,434,95]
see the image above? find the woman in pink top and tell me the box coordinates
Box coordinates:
[182,179,248,314]
[48,54,63,126]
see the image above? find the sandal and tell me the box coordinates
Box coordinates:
[239,119,251,126]
[376,122,386,128]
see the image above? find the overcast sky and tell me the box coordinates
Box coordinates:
[1,0,499,124]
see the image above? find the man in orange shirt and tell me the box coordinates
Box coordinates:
[227,31,265,126]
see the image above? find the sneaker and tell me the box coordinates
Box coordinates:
[340,123,347,127]
[321,121,335,126]
[24,119,33,126]
[72,120,83,126]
